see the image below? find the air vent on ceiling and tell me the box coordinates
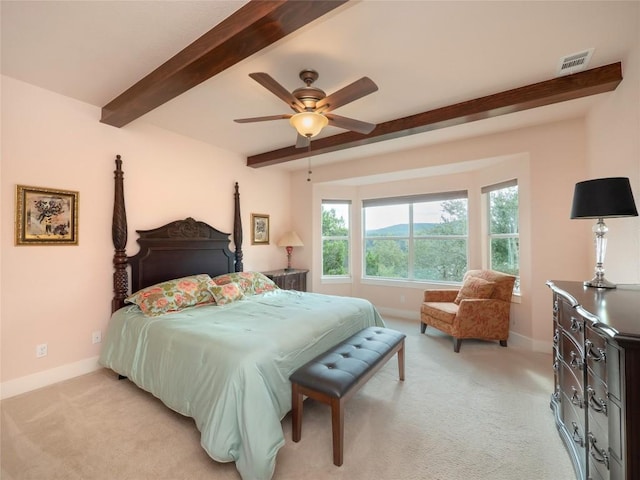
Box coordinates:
[557,48,595,76]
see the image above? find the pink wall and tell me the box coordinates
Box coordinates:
[0,77,292,396]
[585,35,640,284]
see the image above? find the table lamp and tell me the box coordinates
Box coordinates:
[277,231,303,271]
[571,177,638,288]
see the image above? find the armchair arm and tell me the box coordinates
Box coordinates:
[423,289,459,302]
[453,299,512,339]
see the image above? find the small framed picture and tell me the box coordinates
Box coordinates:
[251,213,269,245]
[15,185,79,245]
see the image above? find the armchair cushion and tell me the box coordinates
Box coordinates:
[421,302,458,325]
[454,276,496,304]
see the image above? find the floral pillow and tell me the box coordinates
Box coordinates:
[209,282,245,305]
[125,274,215,316]
[454,276,496,305]
[212,271,278,296]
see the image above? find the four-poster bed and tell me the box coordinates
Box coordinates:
[100,155,385,480]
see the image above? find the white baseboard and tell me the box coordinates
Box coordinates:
[1,356,102,400]
[377,306,548,353]
[376,306,420,321]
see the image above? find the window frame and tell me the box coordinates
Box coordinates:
[362,191,469,283]
[321,200,352,278]
[483,179,520,292]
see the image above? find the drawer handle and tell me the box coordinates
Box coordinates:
[569,351,583,370]
[588,433,610,470]
[570,387,583,408]
[570,316,583,333]
[553,329,559,346]
[587,387,608,416]
[571,422,584,447]
[553,360,559,372]
[586,340,606,363]
[553,301,559,314]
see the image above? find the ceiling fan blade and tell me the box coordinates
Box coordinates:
[315,77,378,112]
[325,113,376,135]
[234,114,292,123]
[296,134,310,149]
[249,72,305,112]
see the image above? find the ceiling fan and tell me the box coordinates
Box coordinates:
[234,69,378,148]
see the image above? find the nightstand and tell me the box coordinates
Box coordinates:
[262,269,308,292]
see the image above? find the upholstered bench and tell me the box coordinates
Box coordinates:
[290,326,406,466]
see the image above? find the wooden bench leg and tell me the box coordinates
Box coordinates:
[292,383,303,442]
[397,339,405,381]
[331,396,345,466]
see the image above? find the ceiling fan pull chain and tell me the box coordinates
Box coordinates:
[307,147,312,182]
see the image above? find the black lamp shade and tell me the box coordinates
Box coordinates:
[571,177,638,219]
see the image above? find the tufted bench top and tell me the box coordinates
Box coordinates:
[290,326,406,398]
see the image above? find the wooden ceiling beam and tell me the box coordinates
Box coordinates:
[247,62,623,168]
[100,0,347,127]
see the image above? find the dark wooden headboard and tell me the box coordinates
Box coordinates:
[111,155,243,312]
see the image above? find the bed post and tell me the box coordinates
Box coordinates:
[112,155,128,313]
[234,182,244,272]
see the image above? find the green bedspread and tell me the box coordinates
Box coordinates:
[99,289,385,480]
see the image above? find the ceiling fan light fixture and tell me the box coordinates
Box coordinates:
[289,112,328,138]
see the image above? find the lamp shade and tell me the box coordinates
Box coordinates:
[570,177,638,219]
[277,231,303,247]
[289,112,328,138]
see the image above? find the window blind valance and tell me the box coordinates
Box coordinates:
[362,190,468,208]
[481,179,518,194]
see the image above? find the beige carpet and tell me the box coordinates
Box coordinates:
[1,318,575,480]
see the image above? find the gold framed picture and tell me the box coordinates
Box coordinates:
[15,185,79,245]
[251,213,269,245]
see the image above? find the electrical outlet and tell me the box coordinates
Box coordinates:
[92,330,102,344]
[36,343,48,358]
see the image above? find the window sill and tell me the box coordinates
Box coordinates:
[360,277,459,290]
[321,276,352,285]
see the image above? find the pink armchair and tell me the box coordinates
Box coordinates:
[420,269,516,352]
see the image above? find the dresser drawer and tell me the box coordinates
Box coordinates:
[588,422,610,480]
[553,295,560,321]
[605,342,621,402]
[585,325,607,383]
[561,331,584,372]
[559,299,585,347]
[553,325,560,350]
[586,370,608,425]
[607,398,623,465]
[561,360,584,410]
[561,390,587,471]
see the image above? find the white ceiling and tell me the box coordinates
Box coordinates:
[2,1,637,173]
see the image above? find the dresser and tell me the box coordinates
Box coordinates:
[547,281,640,480]
[262,269,308,292]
